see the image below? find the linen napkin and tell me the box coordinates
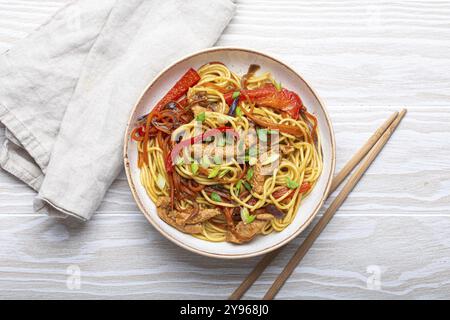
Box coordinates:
[0,0,235,221]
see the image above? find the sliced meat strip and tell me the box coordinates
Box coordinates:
[156,197,202,234]
[191,104,207,117]
[175,208,221,225]
[256,213,274,220]
[187,208,222,224]
[226,220,267,244]
[250,162,265,194]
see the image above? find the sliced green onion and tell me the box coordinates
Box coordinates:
[210,192,222,202]
[191,162,199,175]
[196,112,206,122]
[240,207,255,224]
[236,107,243,118]
[208,166,221,178]
[274,81,282,91]
[232,91,240,99]
[235,180,243,194]
[286,177,299,189]
[243,181,252,192]
[156,174,166,190]
[218,168,230,178]
[246,167,254,181]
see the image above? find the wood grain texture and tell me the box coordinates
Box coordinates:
[0,0,449,299]
[263,110,407,300]
[2,214,450,299]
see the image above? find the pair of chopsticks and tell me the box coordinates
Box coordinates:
[229,108,407,300]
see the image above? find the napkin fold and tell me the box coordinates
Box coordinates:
[0,0,235,220]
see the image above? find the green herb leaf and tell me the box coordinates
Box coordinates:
[243,181,252,192]
[235,180,243,194]
[210,192,222,202]
[286,177,300,189]
[208,166,221,178]
[196,112,206,122]
[191,162,199,175]
[240,207,256,224]
[232,91,240,99]
[246,167,254,181]
[236,107,243,118]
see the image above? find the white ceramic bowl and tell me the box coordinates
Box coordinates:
[124,47,335,259]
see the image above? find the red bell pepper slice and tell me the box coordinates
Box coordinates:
[153,68,200,113]
[224,84,304,119]
[273,182,311,199]
[141,68,201,165]
[299,182,311,193]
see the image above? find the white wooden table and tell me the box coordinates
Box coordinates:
[1,0,449,299]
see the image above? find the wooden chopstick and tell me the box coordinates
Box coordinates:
[263,108,407,300]
[229,110,401,300]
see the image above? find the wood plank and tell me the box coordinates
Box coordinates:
[0,0,449,106]
[250,214,450,299]
[217,0,450,106]
[0,0,449,300]
[0,214,449,299]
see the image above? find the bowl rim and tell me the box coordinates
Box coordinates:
[123,46,336,259]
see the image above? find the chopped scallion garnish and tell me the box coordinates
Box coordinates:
[246,167,254,181]
[211,192,222,202]
[191,162,199,175]
[196,112,206,122]
[208,166,221,178]
[240,207,256,224]
[286,177,300,189]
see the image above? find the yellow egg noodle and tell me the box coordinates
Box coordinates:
[133,62,323,244]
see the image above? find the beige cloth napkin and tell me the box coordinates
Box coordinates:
[0,0,235,220]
